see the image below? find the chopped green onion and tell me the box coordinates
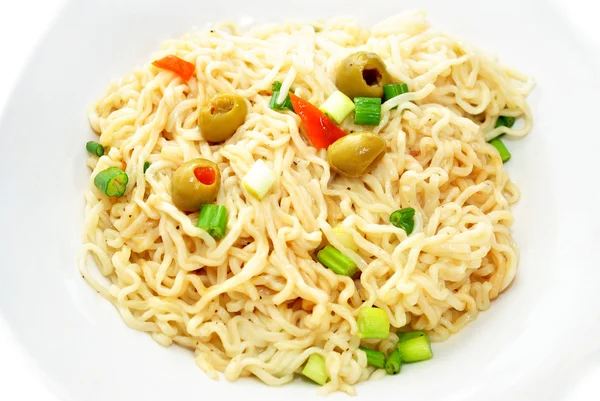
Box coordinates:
[359,346,386,369]
[86,141,104,157]
[242,159,276,199]
[354,97,382,125]
[332,224,359,252]
[357,307,390,339]
[495,115,516,129]
[301,353,328,385]
[489,138,511,163]
[269,81,293,111]
[319,91,355,124]
[143,161,151,173]
[94,167,128,197]
[197,204,229,239]
[397,331,433,363]
[383,83,409,109]
[397,330,427,343]
[385,349,402,375]
[390,208,415,235]
[316,245,357,276]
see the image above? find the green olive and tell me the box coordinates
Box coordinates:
[335,52,391,99]
[199,93,248,143]
[171,158,221,212]
[327,132,387,177]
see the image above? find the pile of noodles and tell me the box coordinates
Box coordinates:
[80,11,533,394]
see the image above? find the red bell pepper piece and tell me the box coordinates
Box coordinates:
[194,167,216,185]
[289,92,346,149]
[152,55,195,81]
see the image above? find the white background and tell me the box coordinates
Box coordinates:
[0,0,598,400]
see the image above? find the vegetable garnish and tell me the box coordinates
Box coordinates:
[396,331,433,363]
[171,158,221,212]
[317,245,358,276]
[152,55,195,81]
[194,166,217,185]
[354,97,382,125]
[357,307,390,339]
[327,132,387,177]
[383,83,409,110]
[487,114,517,142]
[197,204,229,239]
[332,224,359,252]
[390,208,416,235]
[319,90,355,124]
[242,159,276,199]
[397,331,427,342]
[94,167,129,197]
[289,92,346,149]
[489,138,511,163]
[86,141,104,157]
[495,115,516,129]
[143,161,151,173]
[359,346,386,369]
[269,81,293,111]
[385,349,402,375]
[336,51,390,99]
[200,93,248,142]
[383,83,409,102]
[302,354,328,385]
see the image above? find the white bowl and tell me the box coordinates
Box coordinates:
[1,1,599,400]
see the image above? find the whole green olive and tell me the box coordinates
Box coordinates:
[335,52,391,99]
[327,132,387,177]
[199,93,248,143]
[171,158,221,211]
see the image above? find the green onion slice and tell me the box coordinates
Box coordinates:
[197,204,229,239]
[397,331,433,363]
[301,353,328,385]
[390,208,415,235]
[319,90,355,124]
[86,141,104,157]
[354,97,382,125]
[332,224,359,252]
[397,331,427,343]
[489,138,511,163]
[242,159,276,199]
[385,349,402,375]
[359,346,386,369]
[269,81,293,111]
[383,83,409,110]
[94,167,128,197]
[357,307,390,339]
[143,161,151,173]
[495,115,516,129]
[316,245,357,276]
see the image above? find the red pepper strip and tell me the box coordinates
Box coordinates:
[152,55,195,81]
[289,92,346,149]
[194,167,216,185]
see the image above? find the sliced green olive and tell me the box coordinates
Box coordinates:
[171,158,221,212]
[199,93,247,143]
[335,52,391,99]
[327,132,387,177]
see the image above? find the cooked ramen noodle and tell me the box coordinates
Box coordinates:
[81,11,533,394]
